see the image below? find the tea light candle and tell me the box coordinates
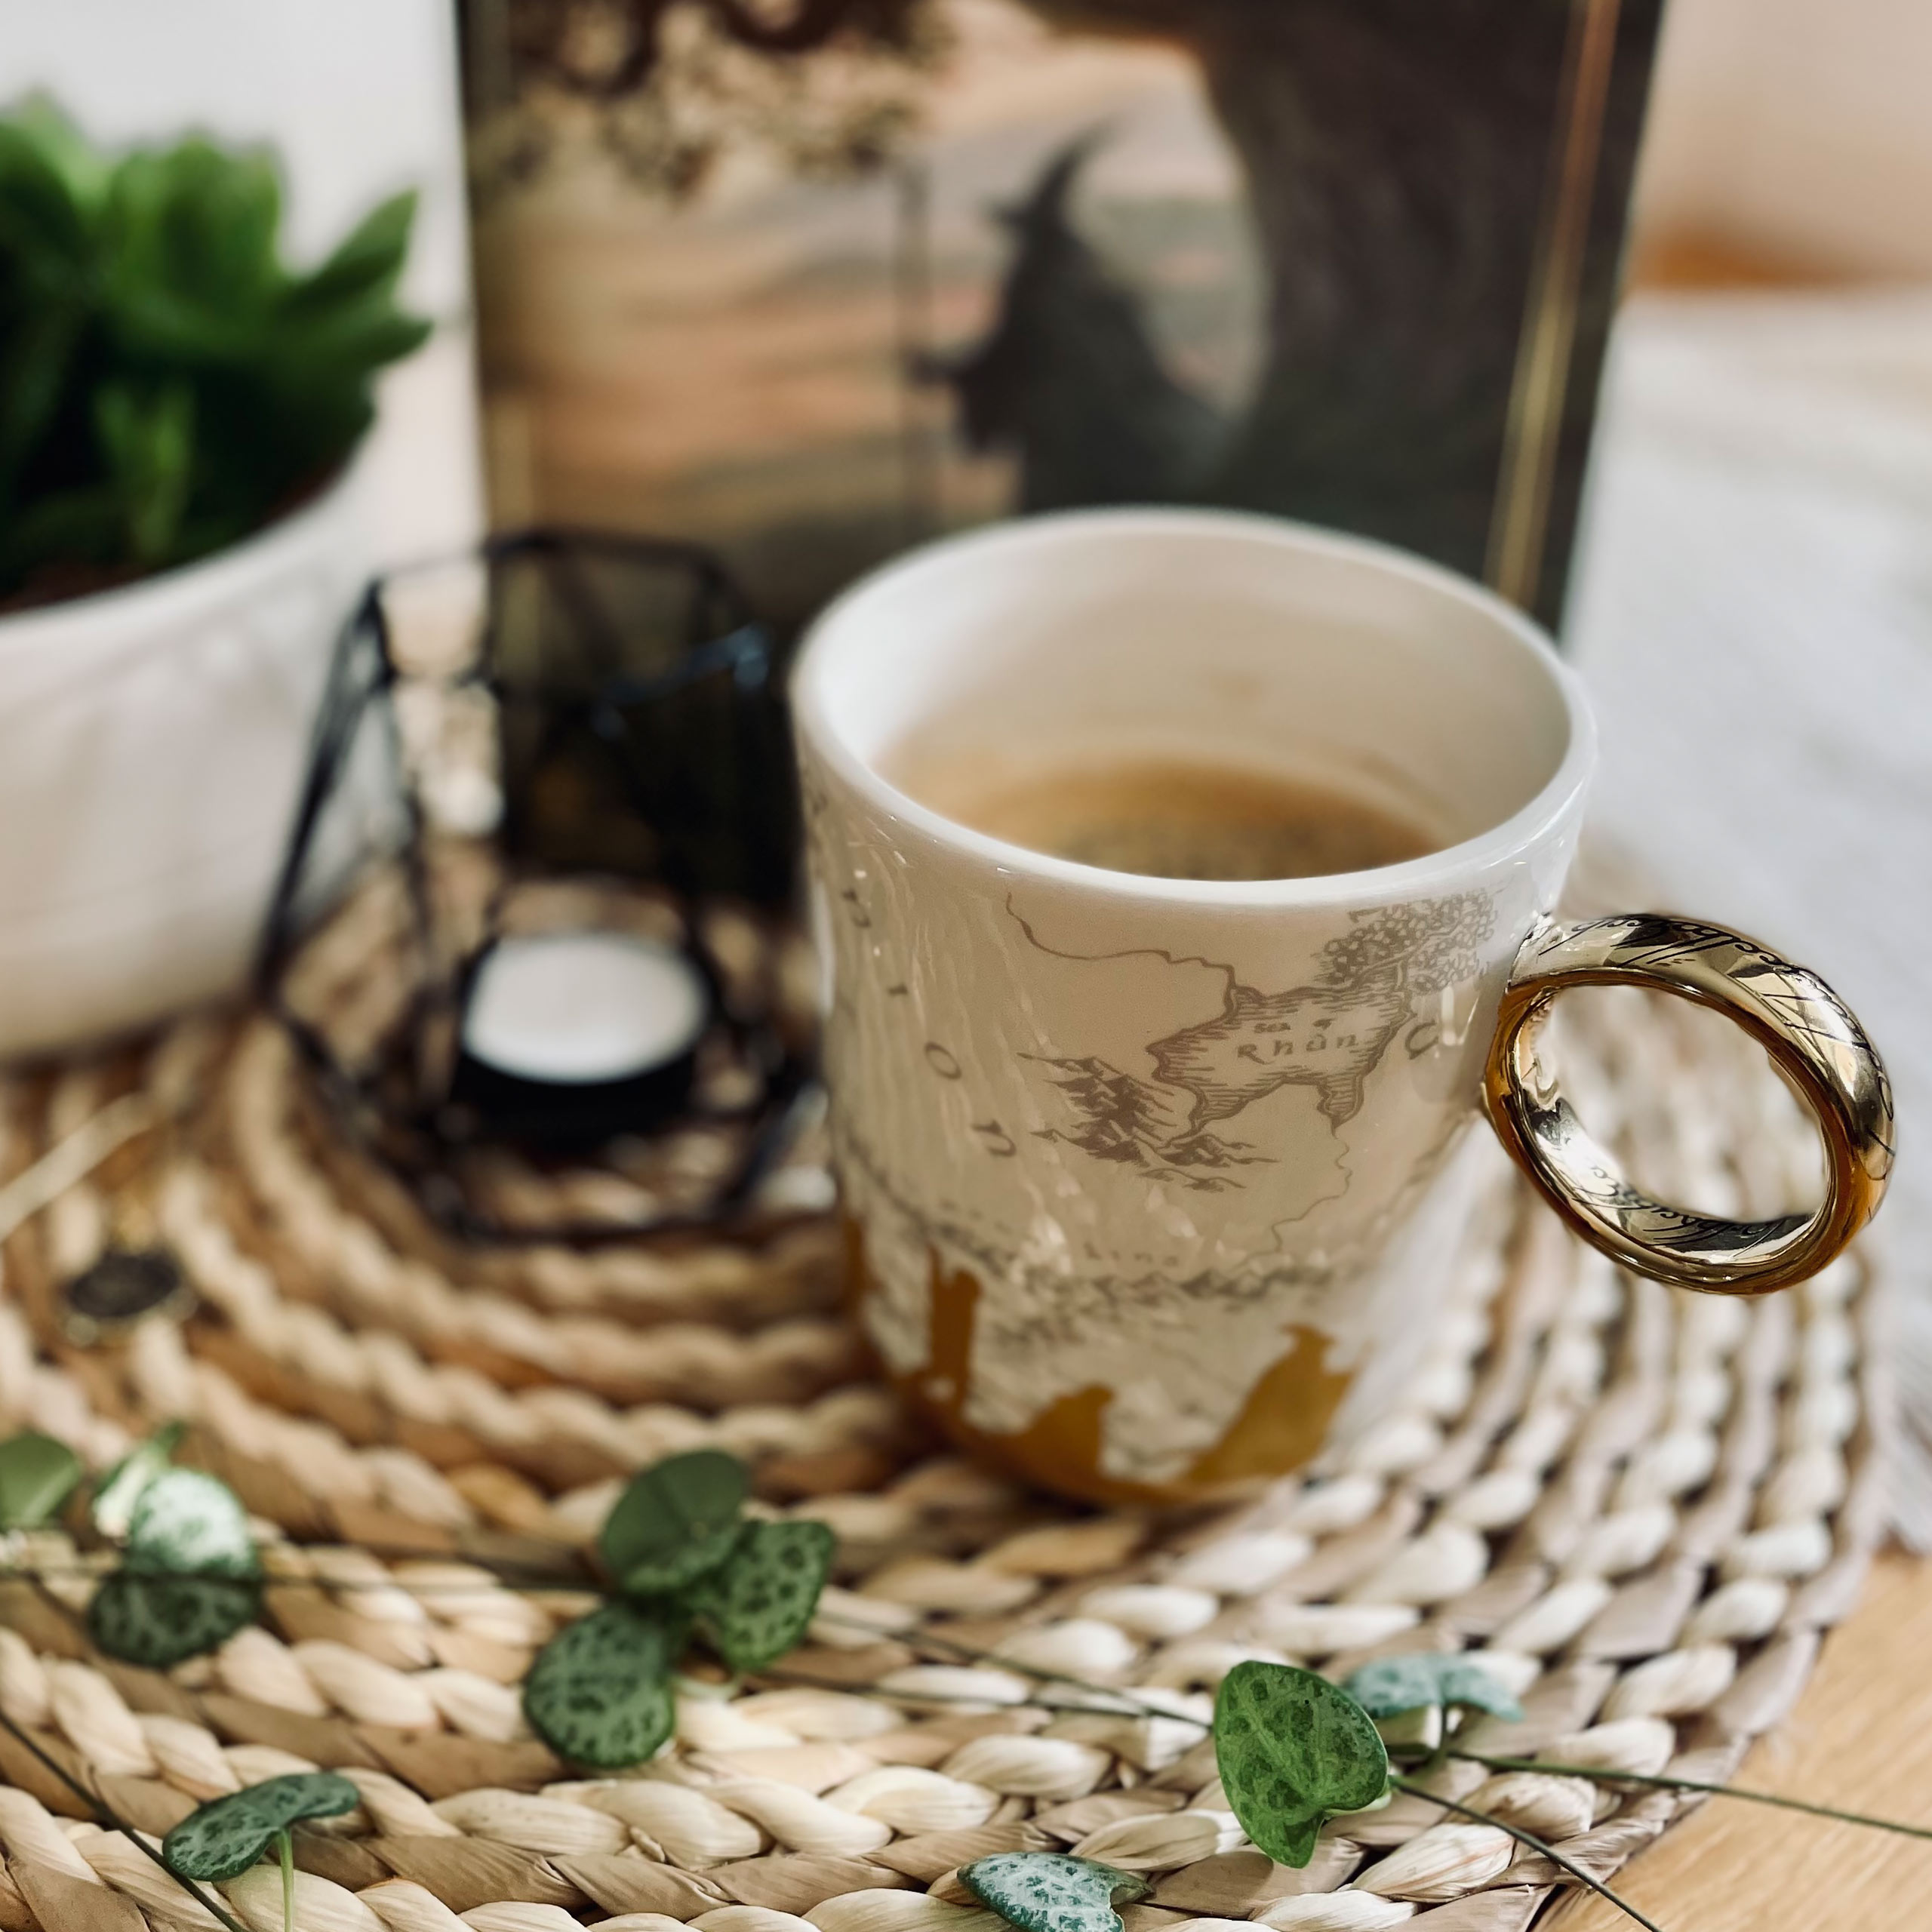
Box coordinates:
[463,931,709,1084]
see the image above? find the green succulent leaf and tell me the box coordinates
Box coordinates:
[0,1431,82,1530]
[288,190,418,312]
[1343,1653,1524,1724]
[1213,1661,1390,1868]
[0,97,109,219]
[0,297,82,506]
[686,1517,835,1672]
[521,1600,681,1768]
[162,1771,359,1881]
[94,378,195,563]
[959,1854,1149,1932]
[0,100,427,598]
[88,1570,261,1669]
[90,1421,186,1540]
[600,1448,749,1595]
[123,1468,259,1579]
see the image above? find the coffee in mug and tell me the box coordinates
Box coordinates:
[792,510,1892,1506]
[885,751,1441,883]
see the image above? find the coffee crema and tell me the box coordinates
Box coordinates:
[894,752,1440,881]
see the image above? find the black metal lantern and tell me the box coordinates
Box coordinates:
[257,528,824,1244]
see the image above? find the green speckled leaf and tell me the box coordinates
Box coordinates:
[522,1600,680,1768]
[960,1854,1148,1932]
[90,1420,185,1540]
[1344,1653,1524,1724]
[601,1448,748,1594]
[0,1432,82,1530]
[123,1468,258,1579]
[686,1518,835,1672]
[88,1571,261,1669]
[1214,1661,1389,1868]
[163,1771,359,1881]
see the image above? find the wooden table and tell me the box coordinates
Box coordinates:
[1561,1550,1932,1927]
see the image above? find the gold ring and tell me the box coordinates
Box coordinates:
[1482,914,1894,1294]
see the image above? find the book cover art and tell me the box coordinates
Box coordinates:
[461,0,1664,637]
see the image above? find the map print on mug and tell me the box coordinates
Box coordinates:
[1023,894,1497,1187]
[794,510,1892,1506]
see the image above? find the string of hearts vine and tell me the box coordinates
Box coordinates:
[2,1429,1930,1932]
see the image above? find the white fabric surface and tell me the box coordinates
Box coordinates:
[1567,287,1932,1528]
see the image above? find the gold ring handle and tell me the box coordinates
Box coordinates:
[1482,913,1894,1294]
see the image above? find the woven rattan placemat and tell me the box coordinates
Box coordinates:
[0,981,1887,1932]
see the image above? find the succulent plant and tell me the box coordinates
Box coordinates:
[0,95,430,607]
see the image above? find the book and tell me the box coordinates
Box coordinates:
[461,0,1664,638]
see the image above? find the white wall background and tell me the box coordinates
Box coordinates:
[0,0,484,561]
[1635,0,1932,279]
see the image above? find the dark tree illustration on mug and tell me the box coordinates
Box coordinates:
[1026,1051,1274,1189]
[461,0,1660,630]
[1025,894,1496,1189]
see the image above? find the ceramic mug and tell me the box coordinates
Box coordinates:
[792,509,1893,1505]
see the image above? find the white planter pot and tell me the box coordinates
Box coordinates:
[0,463,372,1060]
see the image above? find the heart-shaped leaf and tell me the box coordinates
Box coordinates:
[0,1432,82,1529]
[1343,1654,1524,1724]
[163,1771,359,1881]
[1214,1660,1389,1867]
[522,1600,681,1767]
[88,1570,262,1668]
[91,1420,185,1540]
[123,1468,258,1579]
[600,1448,748,1595]
[960,1854,1149,1932]
[686,1518,835,1672]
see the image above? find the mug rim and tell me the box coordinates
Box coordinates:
[792,506,1598,909]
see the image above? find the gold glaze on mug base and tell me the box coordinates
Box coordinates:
[845,1217,1353,1507]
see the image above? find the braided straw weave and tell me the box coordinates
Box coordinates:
[0,983,1888,1932]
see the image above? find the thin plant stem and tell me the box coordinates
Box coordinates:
[1392,1774,1669,1932]
[1449,1751,1932,1845]
[352,1541,598,1585]
[758,1663,1017,1704]
[761,1661,1164,1724]
[2,1556,1196,1731]
[808,1605,1216,1728]
[0,1558,599,1599]
[0,1703,252,1932]
[281,1826,295,1932]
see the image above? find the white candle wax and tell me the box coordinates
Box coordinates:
[463,932,709,1084]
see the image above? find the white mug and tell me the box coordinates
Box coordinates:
[792,510,1891,1505]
